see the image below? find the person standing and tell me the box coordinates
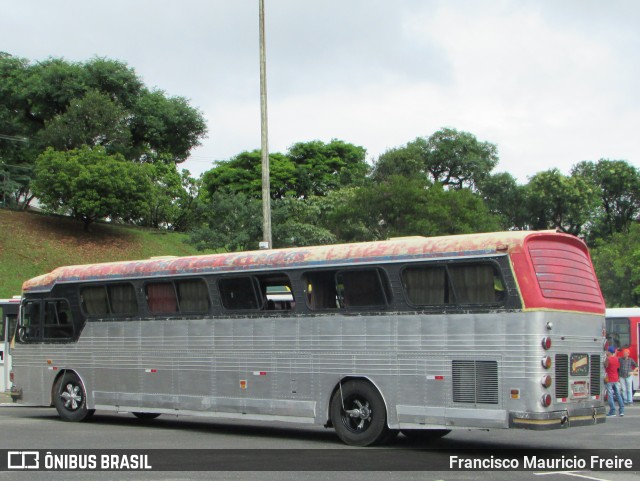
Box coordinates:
[604,346,625,416]
[619,349,638,405]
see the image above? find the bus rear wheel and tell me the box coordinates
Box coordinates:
[53,372,92,422]
[330,380,390,446]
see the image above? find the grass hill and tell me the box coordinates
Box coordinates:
[0,209,206,298]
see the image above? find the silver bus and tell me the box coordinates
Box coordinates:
[10,231,607,445]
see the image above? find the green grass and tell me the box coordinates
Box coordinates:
[0,209,207,298]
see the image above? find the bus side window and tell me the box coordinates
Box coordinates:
[448,264,499,304]
[402,266,450,306]
[44,300,74,339]
[304,271,340,310]
[146,282,179,314]
[337,269,390,308]
[219,277,260,310]
[176,279,210,313]
[18,301,41,342]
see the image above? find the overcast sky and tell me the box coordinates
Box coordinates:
[2,0,638,182]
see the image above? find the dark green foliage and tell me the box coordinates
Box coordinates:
[591,224,640,307]
[201,139,368,200]
[373,128,498,189]
[32,147,152,231]
[0,52,207,210]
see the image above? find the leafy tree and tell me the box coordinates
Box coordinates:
[572,159,640,240]
[329,176,500,242]
[37,90,131,154]
[373,128,498,190]
[271,196,337,248]
[201,140,368,200]
[0,52,207,208]
[188,190,262,252]
[477,172,529,230]
[32,147,152,231]
[129,90,207,163]
[138,163,200,231]
[592,223,640,307]
[201,150,292,200]
[286,139,369,196]
[524,169,597,235]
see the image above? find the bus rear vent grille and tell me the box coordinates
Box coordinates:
[452,360,499,404]
[590,354,601,396]
[555,354,569,398]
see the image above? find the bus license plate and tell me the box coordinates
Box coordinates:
[571,380,588,398]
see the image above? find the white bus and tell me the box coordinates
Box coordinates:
[11,231,607,445]
[1,297,20,393]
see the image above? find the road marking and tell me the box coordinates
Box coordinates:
[534,472,612,481]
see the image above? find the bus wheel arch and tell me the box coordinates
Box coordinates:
[51,370,95,422]
[328,377,393,446]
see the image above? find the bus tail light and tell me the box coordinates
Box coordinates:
[541,356,552,369]
[540,394,552,407]
[9,371,14,383]
[541,337,552,350]
[541,375,552,388]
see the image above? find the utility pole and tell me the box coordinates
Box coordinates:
[259,0,272,249]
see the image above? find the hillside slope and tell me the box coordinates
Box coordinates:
[0,209,206,298]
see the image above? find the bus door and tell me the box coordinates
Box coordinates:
[0,298,20,392]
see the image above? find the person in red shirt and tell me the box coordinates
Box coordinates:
[604,346,625,416]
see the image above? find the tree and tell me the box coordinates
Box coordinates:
[188,190,262,252]
[201,150,292,200]
[592,223,640,307]
[271,196,337,248]
[37,90,131,154]
[477,172,529,230]
[524,169,597,235]
[0,52,207,208]
[373,128,498,190]
[286,139,369,196]
[572,159,640,240]
[201,140,368,200]
[140,163,197,231]
[329,176,500,242]
[32,147,152,231]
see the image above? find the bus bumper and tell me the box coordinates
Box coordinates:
[509,406,607,430]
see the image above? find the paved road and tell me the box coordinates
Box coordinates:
[0,401,638,481]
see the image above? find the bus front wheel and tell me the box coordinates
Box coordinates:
[330,380,389,446]
[53,372,93,422]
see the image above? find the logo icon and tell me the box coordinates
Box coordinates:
[7,451,40,470]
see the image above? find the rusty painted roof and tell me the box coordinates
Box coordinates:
[22,230,564,293]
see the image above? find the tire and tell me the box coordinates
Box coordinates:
[330,380,389,447]
[401,429,451,441]
[53,372,91,422]
[132,412,161,420]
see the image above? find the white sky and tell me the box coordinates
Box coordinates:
[2,0,638,182]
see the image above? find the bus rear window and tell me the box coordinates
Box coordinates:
[528,239,601,304]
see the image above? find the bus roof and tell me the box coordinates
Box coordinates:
[22,230,569,293]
